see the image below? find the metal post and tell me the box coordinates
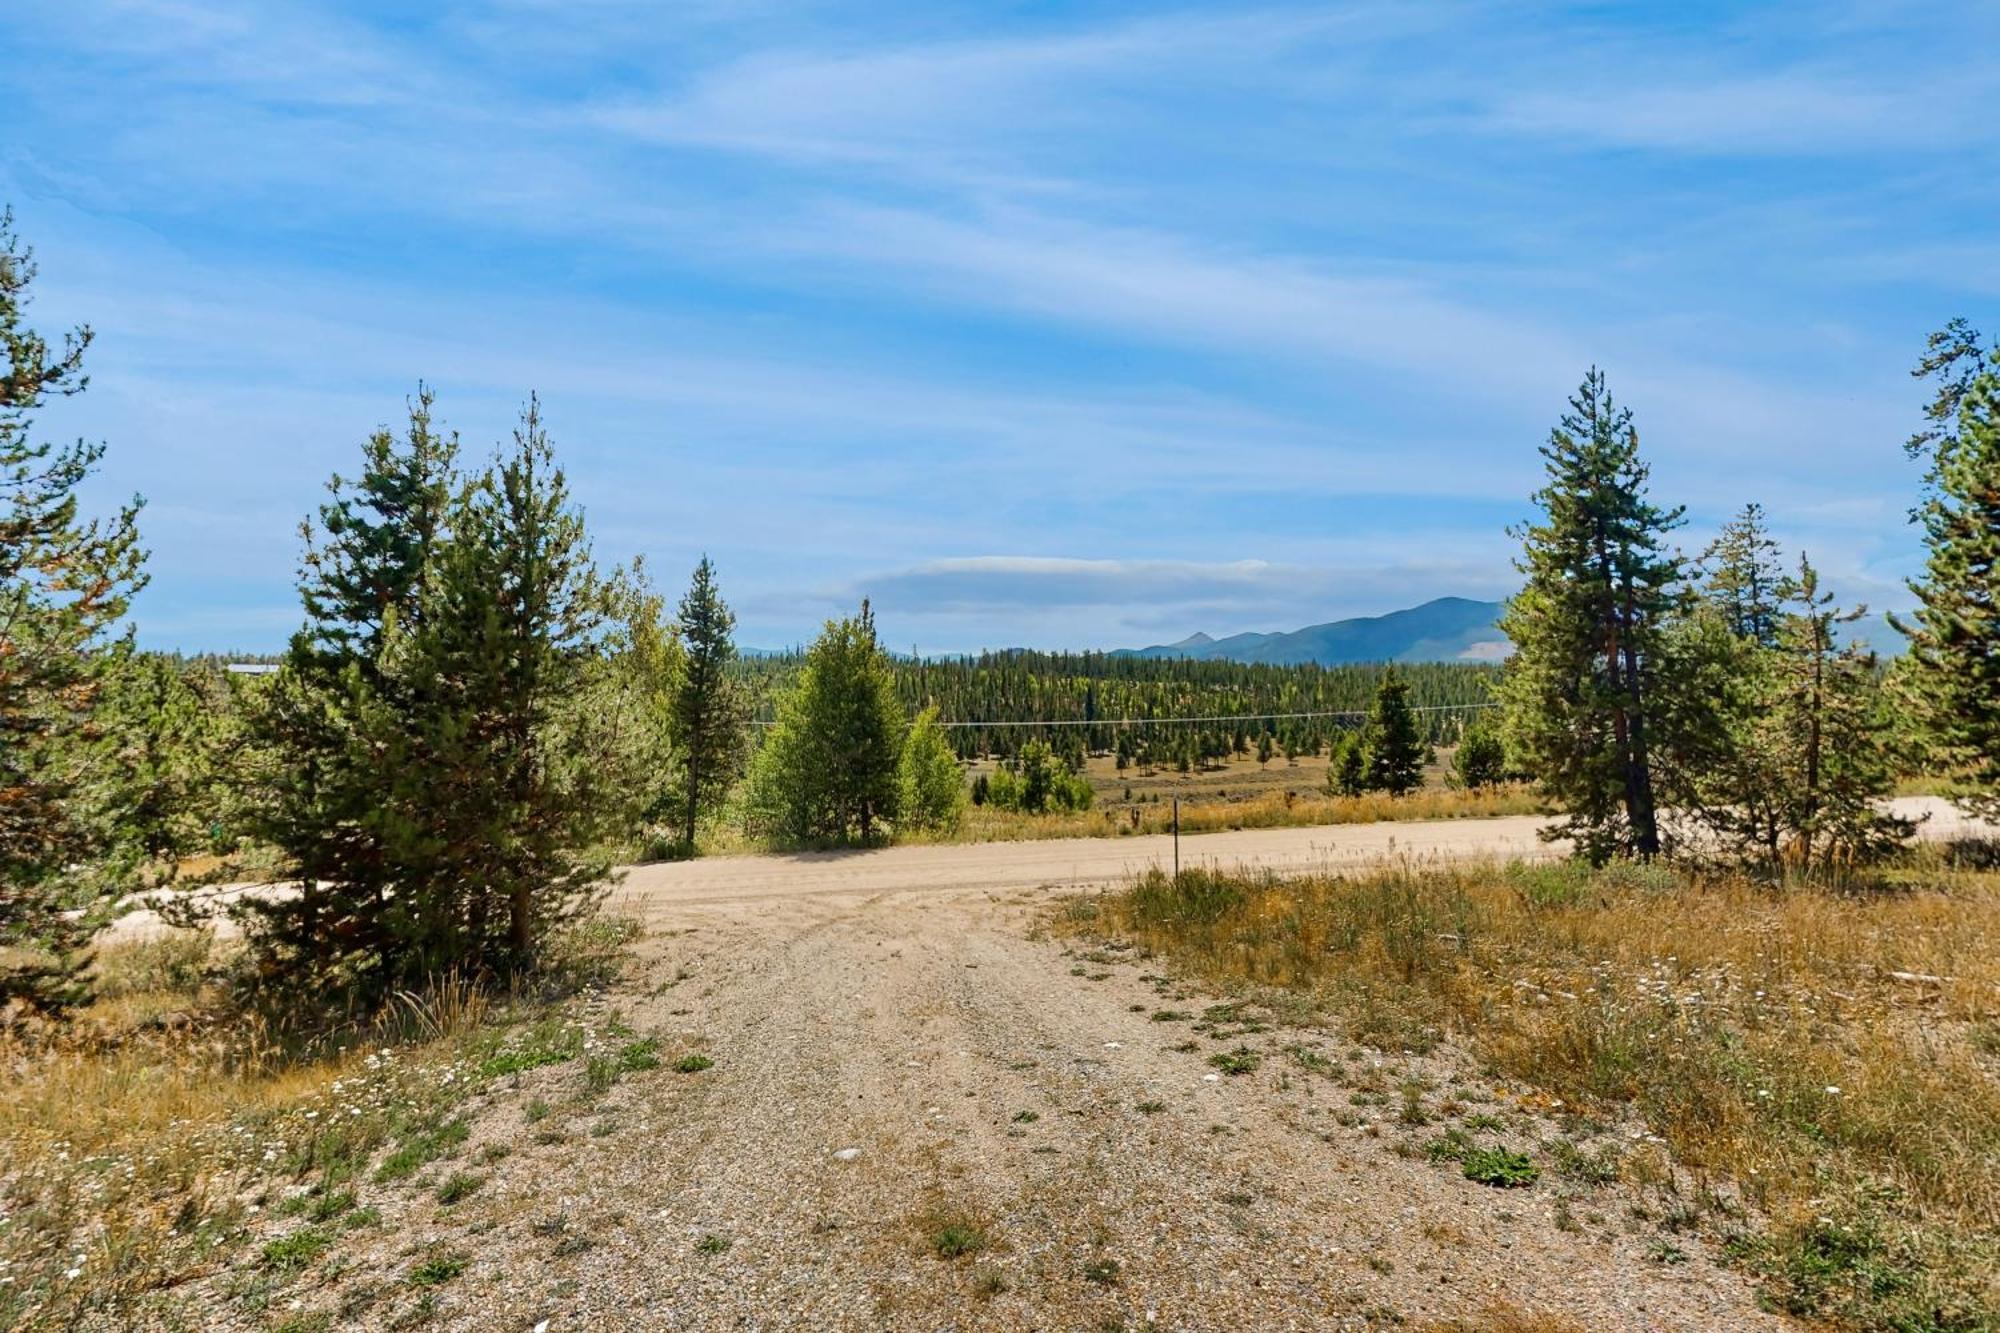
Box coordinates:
[1172,795,1180,883]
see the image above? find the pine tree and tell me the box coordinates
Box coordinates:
[898,706,966,831]
[744,601,905,844]
[1498,369,1687,862]
[1452,713,1508,790]
[434,397,616,968]
[1364,669,1426,795]
[672,556,748,855]
[1711,559,1911,868]
[1329,731,1368,797]
[246,395,624,992]
[296,386,460,667]
[0,208,148,1009]
[1895,323,2000,819]
[1702,502,1785,647]
[242,391,462,989]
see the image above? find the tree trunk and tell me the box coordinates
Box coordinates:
[684,746,701,857]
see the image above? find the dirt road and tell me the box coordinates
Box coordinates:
[344,883,1777,1331]
[604,795,1974,919]
[195,800,1987,1329]
[287,807,2000,1332]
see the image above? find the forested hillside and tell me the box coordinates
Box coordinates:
[740,652,1498,761]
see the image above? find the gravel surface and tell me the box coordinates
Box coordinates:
[289,883,1792,1331]
[180,800,1986,1329]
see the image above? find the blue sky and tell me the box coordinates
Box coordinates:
[5,1,1995,653]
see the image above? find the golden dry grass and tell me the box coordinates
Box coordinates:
[0,922,631,1330]
[1072,853,2000,1330]
[907,783,1546,846]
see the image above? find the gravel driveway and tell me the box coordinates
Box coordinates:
[380,882,1788,1331]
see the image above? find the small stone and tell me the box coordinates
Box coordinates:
[832,1147,862,1162]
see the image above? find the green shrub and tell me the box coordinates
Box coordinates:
[1460,1146,1539,1188]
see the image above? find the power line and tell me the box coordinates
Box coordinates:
[752,702,1498,729]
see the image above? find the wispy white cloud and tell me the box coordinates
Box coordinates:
[4,0,1985,651]
[1480,66,1992,156]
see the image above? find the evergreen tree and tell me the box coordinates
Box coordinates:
[101,655,241,875]
[587,565,683,856]
[1452,713,1508,790]
[744,601,905,843]
[296,385,460,666]
[1498,369,1688,862]
[412,398,617,969]
[246,395,624,992]
[1363,669,1426,795]
[1895,323,2000,819]
[0,208,148,1009]
[242,391,462,989]
[898,706,966,831]
[1710,558,1912,868]
[672,556,748,854]
[1702,502,1785,647]
[1905,317,1986,483]
[1329,731,1368,797]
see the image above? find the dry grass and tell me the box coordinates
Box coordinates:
[1071,853,2000,1331]
[699,748,1543,855]
[1419,1300,1589,1333]
[909,784,1545,846]
[0,919,637,1331]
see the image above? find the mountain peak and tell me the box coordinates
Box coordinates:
[1113,598,1508,666]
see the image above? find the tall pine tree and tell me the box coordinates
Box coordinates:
[246,394,627,993]
[1363,669,1426,796]
[0,207,148,1009]
[744,601,905,844]
[242,390,462,989]
[1498,369,1687,862]
[1704,557,1911,869]
[1895,322,2000,819]
[414,397,615,969]
[672,556,749,855]
[1701,501,1785,647]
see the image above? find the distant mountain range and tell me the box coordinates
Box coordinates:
[1111,596,1510,666]
[747,594,1906,665]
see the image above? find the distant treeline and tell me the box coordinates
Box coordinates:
[738,652,1497,760]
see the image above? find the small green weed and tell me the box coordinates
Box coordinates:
[1208,1047,1260,1076]
[261,1227,334,1273]
[408,1251,468,1287]
[436,1172,486,1205]
[1460,1146,1539,1188]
